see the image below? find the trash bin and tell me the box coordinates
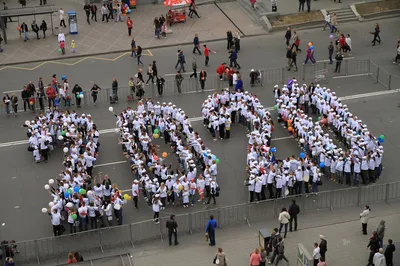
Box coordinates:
[259,228,272,253]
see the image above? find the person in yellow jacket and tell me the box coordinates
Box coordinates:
[71,40,76,53]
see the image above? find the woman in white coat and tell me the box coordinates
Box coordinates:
[278,207,290,238]
[360,205,371,235]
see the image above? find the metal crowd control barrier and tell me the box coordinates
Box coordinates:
[5,181,400,265]
[1,60,376,115]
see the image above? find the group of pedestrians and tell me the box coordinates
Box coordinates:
[113,99,221,222]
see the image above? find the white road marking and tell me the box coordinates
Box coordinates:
[317,57,355,63]
[164,72,193,77]
[1,89,399,148]
[272,136,293,141]
[332,73,372,79]
[93,161,127,168]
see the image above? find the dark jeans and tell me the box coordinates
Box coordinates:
[193,45,201,54]
[102,14,109,22]
[168,230,178,245]
[190,69,197,78]
[299,1,305,11]
[53,224,61,236]
[279,223,288,238]
[289,216,297,231]
[205,56,209,66]
[335,61,342,73]
[208,229,216,246]
[60,19,66,27]
[362,223,367,234]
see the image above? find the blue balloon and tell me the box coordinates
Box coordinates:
[61,76,67,80]
[319,162,325,168]
[212,155,216,160]
[300,152,305,159]
[203,152,208,157]
[73,186,79,193]
[64,192,70,198]
[271,147,276,153]
[80,92,83,95]
[147,162,152,167]
[378,138,384,144]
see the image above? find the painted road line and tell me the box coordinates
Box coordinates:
[164,72,193,77]
[317,57,355,63]
[332,73,372,79]
[1,89,399,148]
[94,161,127,168]
[272,136,293,141]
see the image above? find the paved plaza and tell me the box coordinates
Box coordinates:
[0,2,399,264]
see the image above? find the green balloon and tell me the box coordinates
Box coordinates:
[61,131,66,136]
[154,128,159,134]
[274,105,278,110]
[67,188,73,194]
[379,135,385,140]
[79,188,86,195]
[72,214,77,220]
[317,116,322,120]
[216,158,220,164]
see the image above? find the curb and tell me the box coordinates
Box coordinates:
[0,33,267,67]
[359,8,400,20]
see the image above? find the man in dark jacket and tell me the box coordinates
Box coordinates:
[384,239,396,266]
[83,3,91,24]
[72,84,83,107]
[288,199,300,231]
[268,228,280,263]
[31,20,40,39]
[21,86,31,111]
[37,77,45,110]
[199,70,207,90]
[285,27,292,46]
[319,235,328,260]
[192,33,201,55]
[91,3,97,21]
[166,214,179,246]
[286,45,292,69]
[334,52,344,73]
[299,0,305,12]
[226,29,233,50]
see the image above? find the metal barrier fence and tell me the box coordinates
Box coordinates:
[2,60,374,114]
[5,181,400,265]
[369,61,400,90]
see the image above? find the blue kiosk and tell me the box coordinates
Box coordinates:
[68,11,78,34]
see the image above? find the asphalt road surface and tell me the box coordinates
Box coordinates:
[0,18,399,242]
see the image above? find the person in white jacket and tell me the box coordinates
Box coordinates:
[278,208,290,238]
[373,248,386,266]
[360,205,371,235]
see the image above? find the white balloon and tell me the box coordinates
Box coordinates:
[80,94,84,98]
[44,184,50,190]
[49,202,55,208]
[87,190,92,195]
[58,135,64,140]
[63,147,69,153]
[25,120,31,126]
[48,179,54,185]
[41,208,48,213]
[66,118,71,123]
[300,138,305,144]
[63,183,69,189]
[108,106,114,112]
[66,202,74,208]
[63,122,68,127]
[66,132,70,137]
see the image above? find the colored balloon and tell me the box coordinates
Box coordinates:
[64,192,70,198]
[153,133,159,139]
[379,135,385,140]
[162,152,168,158]
[154,128,159,134]
[215,158,220,164]
[300,152,305,159]
[274,105,278,110]
[72,214,77,220]
[74,186,79,193]
[271,147,276,153]
[319,162,325,168]
[79,188,86,195]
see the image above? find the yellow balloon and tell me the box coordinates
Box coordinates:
[154,134,159,139]
[123,194,129,200]
[127,196,132,201]
[178,185,183,191]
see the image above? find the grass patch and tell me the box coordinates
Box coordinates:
[356,0,400,16]
[270,11,324,27]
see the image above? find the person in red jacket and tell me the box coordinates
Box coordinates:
[46,85,56,107]
[216,63,226,80]
[126,17,133,36]
[339,34,346,53]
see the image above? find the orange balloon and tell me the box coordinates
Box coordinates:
[288,127,293,132]
[17,26,21,31]
[162,152,168,158]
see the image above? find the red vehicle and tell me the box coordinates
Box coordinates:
[167,8,186,26]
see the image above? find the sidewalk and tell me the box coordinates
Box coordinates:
[129,202,400,266]
[0,0,266,65]
[259,0,378,15]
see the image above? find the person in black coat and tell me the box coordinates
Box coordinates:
[156,76,165,96]
[384,239,396,266]
[72,84,83,107]
[226,29,233,50]
[40,20,47,39]
[199,70,207,90]
[166,214,179,246]
[319,235,328,259]
[288,199,300,231]
[371,23,381,46]
[367,231,380,266]
[31,20,40,39]
[285,27,292,46]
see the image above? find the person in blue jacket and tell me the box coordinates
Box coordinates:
[235,76,243,92]
[206,215,218,246]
